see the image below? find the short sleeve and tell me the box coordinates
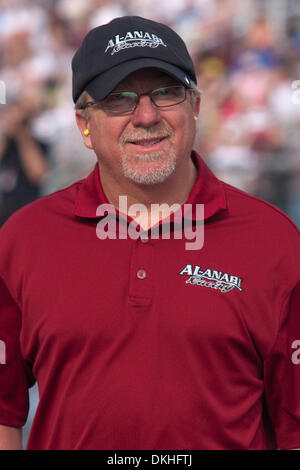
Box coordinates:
[0,275,30,427]
[264,280,300,449]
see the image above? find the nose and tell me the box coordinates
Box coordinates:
[131,95,162,128]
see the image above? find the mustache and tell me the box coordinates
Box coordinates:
[120,124,174,144]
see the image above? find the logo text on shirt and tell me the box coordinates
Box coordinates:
[179,264,243,293]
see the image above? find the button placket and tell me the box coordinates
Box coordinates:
[128,238,153,306]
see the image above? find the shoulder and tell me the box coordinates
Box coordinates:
[223,181,299,237]
[0,178,85,243]
[222,182,300,284]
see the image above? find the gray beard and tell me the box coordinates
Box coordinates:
[121,149,176,185]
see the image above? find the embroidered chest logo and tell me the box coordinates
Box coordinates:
[179,264,243,293]
[105,31,167,55]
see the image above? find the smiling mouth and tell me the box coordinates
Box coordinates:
[128,137,167,146]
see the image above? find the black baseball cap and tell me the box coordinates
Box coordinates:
[72,16,197,104]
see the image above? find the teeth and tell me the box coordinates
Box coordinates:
[132,138,163,146]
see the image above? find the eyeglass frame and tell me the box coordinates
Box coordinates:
[80,85,192,114]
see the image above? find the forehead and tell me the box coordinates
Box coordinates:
[113,68,180,92]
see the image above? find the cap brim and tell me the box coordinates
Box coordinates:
[85,58,192,101]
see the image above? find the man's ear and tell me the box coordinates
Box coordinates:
[193,94,201,118]
[75,110,93,149]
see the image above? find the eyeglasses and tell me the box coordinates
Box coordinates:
[81,85,189,114]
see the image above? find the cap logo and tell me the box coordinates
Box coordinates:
[105,31,167,56]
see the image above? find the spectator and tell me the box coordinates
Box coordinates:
[0,98,49,225]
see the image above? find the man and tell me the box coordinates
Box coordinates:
[0,16,299,450]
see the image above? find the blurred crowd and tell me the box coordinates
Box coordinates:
[1,0,300,227]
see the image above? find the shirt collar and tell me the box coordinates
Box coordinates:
[73,150,227,221]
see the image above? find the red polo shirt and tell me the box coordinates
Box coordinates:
[0,151,299,450]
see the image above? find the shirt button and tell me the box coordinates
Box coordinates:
[137,269,147,280]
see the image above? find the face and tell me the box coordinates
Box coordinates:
[76,68,200,189]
